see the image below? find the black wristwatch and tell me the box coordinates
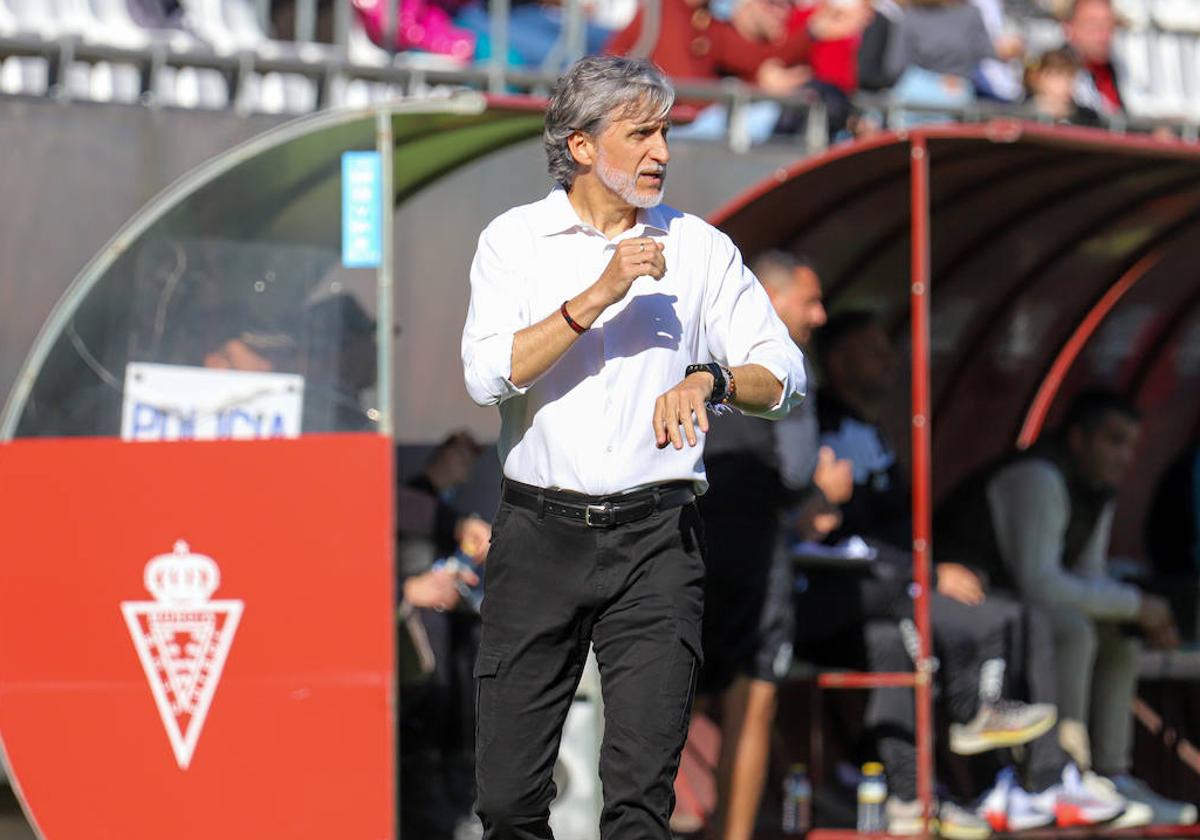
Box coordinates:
[685,362,736,406]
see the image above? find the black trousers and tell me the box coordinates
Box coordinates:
[796,574,1003,724]
[795,574,1014,800]
[474,498,706,840]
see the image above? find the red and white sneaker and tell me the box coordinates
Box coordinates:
[1027,764,1128,828]
[977,768,1055,832]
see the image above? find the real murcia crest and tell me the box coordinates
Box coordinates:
[121,540,243,770]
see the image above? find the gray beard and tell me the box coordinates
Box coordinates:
[597,153,665,209]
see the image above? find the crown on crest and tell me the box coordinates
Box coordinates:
[144,540,219,604]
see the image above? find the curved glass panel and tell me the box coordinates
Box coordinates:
[5,96,545,442]
[16,114,382,440]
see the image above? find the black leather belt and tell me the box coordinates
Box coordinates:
[502,479,696,529]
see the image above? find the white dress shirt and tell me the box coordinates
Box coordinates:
[462,186,807,496]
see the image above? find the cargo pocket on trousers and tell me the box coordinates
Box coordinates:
[661,623,703,736]
[473,649,503,749]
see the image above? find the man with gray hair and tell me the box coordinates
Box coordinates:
[462,56,807,839]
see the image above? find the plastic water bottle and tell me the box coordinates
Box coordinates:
[781,763,812,834]
[856,762,887,834]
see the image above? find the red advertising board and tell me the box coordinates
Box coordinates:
[0,434,394,839]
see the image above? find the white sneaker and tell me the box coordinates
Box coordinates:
[977,768,1056,832]
[949,701,1057,755]
[1028,764,1127,827]
[889,796,992,839]
[1109,774,1198,825]
[938,801,994,840]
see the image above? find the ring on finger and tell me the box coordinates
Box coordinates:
[639,242,645,252]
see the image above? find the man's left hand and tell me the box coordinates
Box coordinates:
[653,372,714,450]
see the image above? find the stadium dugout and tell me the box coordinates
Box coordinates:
[709,120,1200,839]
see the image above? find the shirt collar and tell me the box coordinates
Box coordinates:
[534,186,670,238]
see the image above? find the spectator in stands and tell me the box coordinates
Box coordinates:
[606,0,850,140]
[781,0,868,91]
[789,0,874,94]
[397,430,493,840]
[1064,0,1124,115]
[696,251,842,840]
[354,0,477,64]
[882,0,997,122]
[857,0,904,91]
[1144,442,1200,642]
[935,389,1197,827]
[605,0,808,83]
[453,0,622,68]
[772,0,873,135]
[1024,47,1101,125]
[971,0,1027,101]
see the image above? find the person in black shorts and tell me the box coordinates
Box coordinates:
[697,252,846,840]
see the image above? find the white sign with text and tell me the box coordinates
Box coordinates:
[121,363,304,442]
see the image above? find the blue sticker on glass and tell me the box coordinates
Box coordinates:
[342,151,383,268]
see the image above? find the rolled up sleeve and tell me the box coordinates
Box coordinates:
[461,220,531,406]
[704,233,807,419]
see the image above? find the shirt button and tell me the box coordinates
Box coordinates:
[606,445,613,453]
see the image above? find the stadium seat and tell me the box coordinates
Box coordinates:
[90,0,152,47]
[1149,30,1190,117]
[1152,0,1200,33]
[1022,16,1067,57]
[47,0,139,102]
[8,0,59,38]
[1114,0,1152,30]
[0,0,18,36]
[1114,28,1159,116]
[175,0,324,113]
[1,0,58,97]
[334,8,469,108]
[1182,33,1200,120]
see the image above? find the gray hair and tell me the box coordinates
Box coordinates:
[544,56,675,190]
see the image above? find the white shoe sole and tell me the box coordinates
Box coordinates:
[949,712,1057,756]
[936,817,993,840]
[1008,812,1056,831]
[892,814,993,838]
[1110,802,1154,829]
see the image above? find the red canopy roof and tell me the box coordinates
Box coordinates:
[711,122,1200,555]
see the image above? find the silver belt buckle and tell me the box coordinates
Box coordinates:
[584,502,612,528]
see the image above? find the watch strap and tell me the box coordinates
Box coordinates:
[686,362,731,405]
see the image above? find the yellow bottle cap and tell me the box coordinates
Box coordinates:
[862,762,884,776]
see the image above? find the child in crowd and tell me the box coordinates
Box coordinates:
[1025,47,1102,126]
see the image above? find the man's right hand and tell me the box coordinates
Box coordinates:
[594,237,665,307]
[1138,593,1181,650]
